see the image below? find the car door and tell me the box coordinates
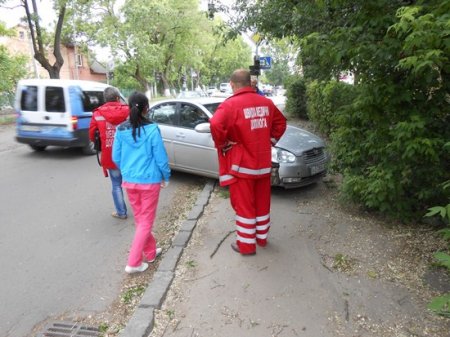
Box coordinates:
[148,102,177,167]
[172,102,218,177]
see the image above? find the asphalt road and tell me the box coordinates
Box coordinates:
[0,124,199,337]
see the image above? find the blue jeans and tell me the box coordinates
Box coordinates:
[108,169,127,217]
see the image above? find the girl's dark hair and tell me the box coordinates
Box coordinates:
[128,91,150,142]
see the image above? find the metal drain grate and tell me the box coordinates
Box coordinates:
[36,321,101,337]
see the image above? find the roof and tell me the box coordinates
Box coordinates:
[90,60,107,74]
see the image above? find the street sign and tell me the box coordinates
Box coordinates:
[250,33,262,45]
[259,56,272,70]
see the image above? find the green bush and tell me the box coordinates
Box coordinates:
[306,80,357,137]
[331,79,449,220]
[425,176,450,317]
[284,76,307,119]
[325,4,450,221]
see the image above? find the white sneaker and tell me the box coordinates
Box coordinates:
[146,247,162,263]
[125,262,149,274]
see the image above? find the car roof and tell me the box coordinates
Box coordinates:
[17,79,111,90]
[151,97,226,106]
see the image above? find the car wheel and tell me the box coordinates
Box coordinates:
[82,141,96,155]
[29,144,46,152]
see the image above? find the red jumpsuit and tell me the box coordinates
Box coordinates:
[89,102,129,177]
[210,87,286,254]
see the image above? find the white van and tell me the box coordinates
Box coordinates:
[15,79,122,154]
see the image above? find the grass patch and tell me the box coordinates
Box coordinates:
[216,186,230,199]
[333,253,355,272]
[121,285,146,304]
[185,260,197,268]
[0,115,15,125]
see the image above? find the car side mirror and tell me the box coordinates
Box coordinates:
[195,122,211,133]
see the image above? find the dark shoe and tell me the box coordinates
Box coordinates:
[112,212,127,219]
[231,242,256,255]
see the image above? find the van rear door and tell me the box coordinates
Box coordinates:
[17,83,74,137]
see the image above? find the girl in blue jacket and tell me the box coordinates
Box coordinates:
[113,92,170,274]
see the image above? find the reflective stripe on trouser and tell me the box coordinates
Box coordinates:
[229,176,271,254]
[125,184,161,267]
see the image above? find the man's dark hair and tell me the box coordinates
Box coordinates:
[103,87,121,102]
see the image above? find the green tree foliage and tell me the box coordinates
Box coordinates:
[233,0,450,220]
[77,0,251,94]
[0,22,27,101]
[259,38,297,86]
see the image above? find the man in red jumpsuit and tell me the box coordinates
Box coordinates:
[210,69,287,255]
[89,87,129,219]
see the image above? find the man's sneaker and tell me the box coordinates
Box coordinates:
[146,247,162,263]
[112,212,127,220]
[125,262,149,274]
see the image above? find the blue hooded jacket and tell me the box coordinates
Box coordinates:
[112,121,170,184]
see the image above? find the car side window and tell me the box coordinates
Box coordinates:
[149,103,177,125]
[45,86,66,112]
[20,86,38,111]
[82,90,104,112]
[179,103,209,129]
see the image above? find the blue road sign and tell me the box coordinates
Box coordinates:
[259,56,272,69]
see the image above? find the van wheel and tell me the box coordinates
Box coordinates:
[82,141,96,155]
[29,144,46,152]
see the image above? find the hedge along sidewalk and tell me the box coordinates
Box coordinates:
[119,179,216,337]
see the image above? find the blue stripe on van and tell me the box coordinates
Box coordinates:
[69,86,84,116]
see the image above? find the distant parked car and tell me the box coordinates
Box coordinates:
[148,97,330,188]
[219,82,232,93]
[206,86,217,96]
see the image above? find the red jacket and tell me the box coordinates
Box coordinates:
[210,87,286,186]
[89,101,129,177]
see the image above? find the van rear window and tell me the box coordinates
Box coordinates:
[82,91,105,112]
[20,86,38,111]
[45,86,66,112]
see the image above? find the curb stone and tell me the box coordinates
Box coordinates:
[119,179,216,337]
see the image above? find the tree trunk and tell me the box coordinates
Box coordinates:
[134,65,149,91]
[24,0,66,79]
[161,74,171,97]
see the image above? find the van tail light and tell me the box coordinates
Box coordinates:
[71,116,78,130]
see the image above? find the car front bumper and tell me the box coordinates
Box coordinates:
[275,151,330,189]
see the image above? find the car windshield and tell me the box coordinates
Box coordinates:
[203,102,222,115]
[177,91,207,99]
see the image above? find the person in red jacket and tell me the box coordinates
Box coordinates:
[210,69,287,255]
[89,87,129,219]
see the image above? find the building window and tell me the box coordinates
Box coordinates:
[19,31,25,40]
[76,54,83,67]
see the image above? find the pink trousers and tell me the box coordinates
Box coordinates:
[125,184,161,267]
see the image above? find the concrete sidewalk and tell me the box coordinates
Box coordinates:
[149,186,341,337]
[121,181,444,337]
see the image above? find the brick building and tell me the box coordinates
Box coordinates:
[0,24,107,82]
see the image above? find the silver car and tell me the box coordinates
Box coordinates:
[148,97,330,188]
